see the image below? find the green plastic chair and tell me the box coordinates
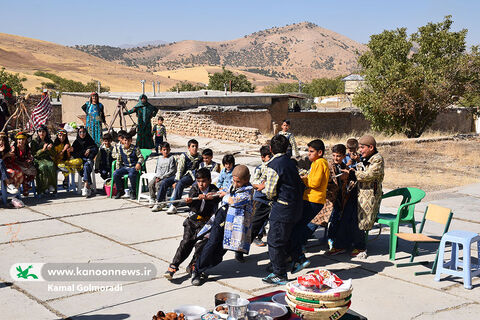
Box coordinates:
[376,187,426,261]
[109,148,152,198]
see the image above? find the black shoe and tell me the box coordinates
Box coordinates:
[129,192,136,200]
[191,272,208,286]
[235,252,245,263]
[114,190,125,199]
[62,179,69,189]
[262,273,288,285]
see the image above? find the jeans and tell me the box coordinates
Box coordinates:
[81,158,94,184]
[113,167,138,194]
[170,174,194,205]
[156,175,176,202]
[289,200,324,262]
[250,201,271,241]
[328,193,365,250]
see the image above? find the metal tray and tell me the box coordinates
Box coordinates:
[247,301,288,319]
[271,292,287,307]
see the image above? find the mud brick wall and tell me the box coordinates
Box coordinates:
[160,111,263,144]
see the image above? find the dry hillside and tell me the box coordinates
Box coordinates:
[0,33,178,93]
[75,22,367,82]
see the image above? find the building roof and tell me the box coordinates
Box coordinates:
[62,90,289,100]
[342,74,365,81]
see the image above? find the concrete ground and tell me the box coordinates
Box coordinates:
[0,134,479,320]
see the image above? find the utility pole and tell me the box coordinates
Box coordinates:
[97,81,101,93]
[152,81,156,96]
[140,80,146,94]
[157,81,161,94]
[224,82,227,96]
[298,80,302,93]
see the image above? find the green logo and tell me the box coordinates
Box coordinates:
[16,265,38,279]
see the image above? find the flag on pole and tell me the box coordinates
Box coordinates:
[30,93,52,130]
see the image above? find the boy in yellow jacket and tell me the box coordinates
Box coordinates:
[289,139,329,273]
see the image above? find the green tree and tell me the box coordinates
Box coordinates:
[303,77,345,97]
[354,16,470,138]
[207,68,255,92]
[263,82,298,93]
[34,71,109,94]
[0,68,27,95]
[168,81,206,92]
[458,46,480,116]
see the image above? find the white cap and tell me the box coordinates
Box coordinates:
[43,89,48,93]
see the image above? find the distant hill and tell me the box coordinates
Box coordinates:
[118,40,168,49]
[0,33,178,93]
[73,22,367,81]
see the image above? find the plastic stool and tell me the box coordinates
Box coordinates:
[435,230,480,289]
[137,172,156,203]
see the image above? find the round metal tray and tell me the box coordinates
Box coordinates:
[247,301,288,319]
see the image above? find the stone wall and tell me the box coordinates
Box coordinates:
[160,111,263,144]
[199,109,272,133]
[286,108,474,137]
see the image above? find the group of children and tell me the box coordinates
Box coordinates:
[1,115,384,287]
[150,126,382,287]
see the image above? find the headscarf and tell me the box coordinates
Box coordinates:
[35,124,53,144]
[89,92,99,104]
[134,94,152,108]
[53,128,70,147]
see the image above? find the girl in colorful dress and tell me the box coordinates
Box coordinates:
[13,132,36,197]
[53,128,83,189]
[31,125,57,195]
[81,92,106,146]
[72,126,98,197]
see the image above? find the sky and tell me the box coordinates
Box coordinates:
[2,0,480,48]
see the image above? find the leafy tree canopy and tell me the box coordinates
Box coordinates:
[168,81,206,92]
[353,16,473,138]
[207,68,255,92]
[0,68,27,95]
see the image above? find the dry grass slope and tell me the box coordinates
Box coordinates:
[0,33,178,93]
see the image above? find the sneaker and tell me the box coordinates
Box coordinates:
[163,265,178,280]
[165,205,177,215]
[114,190,125,199]
[262,273,288,285]
[148,199,155,208]
[81,187,88,196]
[151,203,165,212]
[85,188,92,198]
[253,239,266,247]
[235,252,245,263]
[327,239,334,251]
[191,272,208,286]
[325,248,347,256]
[292,257,311,274]
[351,249,367,258]
[129,192,136,200]
[7,184,18,194]
[62,179,69,189]
[48,185,56,193]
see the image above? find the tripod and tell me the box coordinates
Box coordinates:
[107,98,137,136]
[1,96,35,134]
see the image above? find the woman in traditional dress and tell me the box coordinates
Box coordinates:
[31,125,57,195]
[124,94,158,149]
[13,132,37,197]
[53,128,83,189]
[0,132,21,194]
[81,92,106,146]
[72,126,98,197]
